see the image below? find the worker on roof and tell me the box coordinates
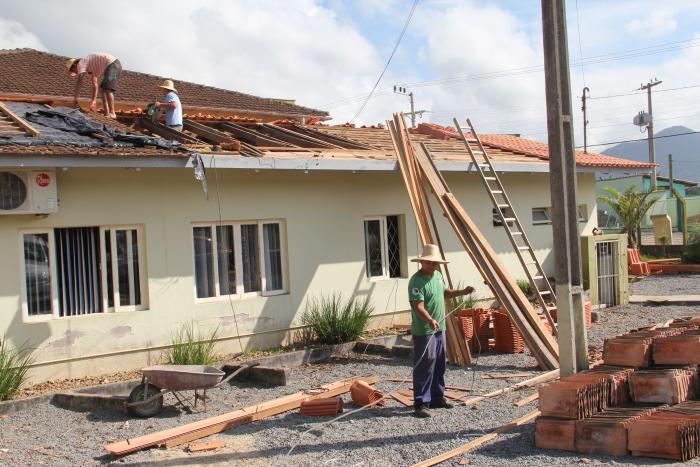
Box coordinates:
[155,79,183,131]
[65,52,122,119]
[409,244,474,418]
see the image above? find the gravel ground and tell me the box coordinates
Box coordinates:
[630,274,700,296]
[2,282,700,466]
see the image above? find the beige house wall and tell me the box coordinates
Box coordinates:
[0,167,598,383]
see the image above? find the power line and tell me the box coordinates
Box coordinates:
[574,0,586,87]
[350,0,419,122]
[588,83,700,100]
[576,130,700,149]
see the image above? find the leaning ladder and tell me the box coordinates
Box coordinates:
[453,118,558,335]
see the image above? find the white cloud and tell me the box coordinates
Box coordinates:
[625,9,678,37]
[0,17,46,50]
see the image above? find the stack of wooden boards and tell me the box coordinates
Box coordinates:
[535,317,700,460]
[387,113,558,370]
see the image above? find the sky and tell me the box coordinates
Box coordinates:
[2,0,700,151]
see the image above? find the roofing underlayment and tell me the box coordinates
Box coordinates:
[0,48,328,119]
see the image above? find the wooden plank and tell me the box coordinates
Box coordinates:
[481,373,532,380]
[0,101,41,137]
[458,370,559,406]
[390,392,413,407]
[187,439,225,452]
[104,376,378,455]
[514,391,539,407]
[218,122,294,147]
[412,410,540,467]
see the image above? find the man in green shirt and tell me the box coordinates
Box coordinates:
[409,244,474,418]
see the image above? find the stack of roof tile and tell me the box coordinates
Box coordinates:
[299,396,344,417]
[538,372,612,419]
[548,300,593,329]
[628,401,700,460]
[654,334,700,365]
[629,367,698,404]
[584,366,635,406]
[350,380,385,407]
[457,308,490,352]
[492,309,525,354]
[574,406,660,456]
[603,327,686,367]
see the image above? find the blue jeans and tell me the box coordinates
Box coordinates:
[412,331,446,408]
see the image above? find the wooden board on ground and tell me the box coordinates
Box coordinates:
[390,392,413,407]
[104,376,378,456]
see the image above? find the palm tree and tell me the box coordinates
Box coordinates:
[597,186,660,248]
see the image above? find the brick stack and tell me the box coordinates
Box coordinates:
[628,401,700,461]
[629,367,698,404]
[457,308,491,352]
[299,396,344,416]
[535,317,700,461]
[492,309,525,354]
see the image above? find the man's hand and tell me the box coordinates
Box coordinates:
[462,286,475,295]
[89,100,97,111]
[155,101,161,108]
[72,98,80,109]
[430,319,439,330]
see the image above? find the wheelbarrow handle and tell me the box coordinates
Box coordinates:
[217,362,260,387]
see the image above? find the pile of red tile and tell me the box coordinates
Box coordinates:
[350,380,385,407]
[628,402,700,460]
[536,318,700,460]
[629,368,698,404]
[548,300,593,329]
[457,308,491,352]
[492,309,525,353]
[299,396,344,417]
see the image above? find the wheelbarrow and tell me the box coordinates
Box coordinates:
[126,362,258,418]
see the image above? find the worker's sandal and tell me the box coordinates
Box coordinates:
[429,399,454,409]
[413,404,431,418]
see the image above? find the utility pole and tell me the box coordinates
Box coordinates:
[393,86,428,128]
[541,0,588,376]
[640,79,662,189]
[581,87,590,153]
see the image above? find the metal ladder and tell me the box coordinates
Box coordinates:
[453,117,558,334]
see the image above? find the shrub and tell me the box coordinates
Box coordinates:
[684,226,700,264]
[517,279,535,300]
[166,321,219,366]
[453,291,478,310]
[301,293,374,345]
[0,338,33,401]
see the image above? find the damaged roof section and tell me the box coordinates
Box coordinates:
[0,100,655,172]
[0,48,329,120]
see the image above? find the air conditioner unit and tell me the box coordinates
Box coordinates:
[0,169,58,215]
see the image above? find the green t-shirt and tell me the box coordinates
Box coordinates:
[408,270,446,336]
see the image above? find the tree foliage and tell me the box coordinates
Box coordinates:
[597,186,659,248]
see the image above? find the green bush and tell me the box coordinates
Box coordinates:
[517,279,535,299]
[684,226,700,264]
[166,321,219,366]
[0,338,33,401]
[453,291,478,310]
[301,293,374,345]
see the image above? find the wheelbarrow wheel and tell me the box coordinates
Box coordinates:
[127,383,164,418]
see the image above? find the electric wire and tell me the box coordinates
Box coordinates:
[575,130,700,149]
[574,0,586,87]
[351,0,419,122]
[210,156,245,353]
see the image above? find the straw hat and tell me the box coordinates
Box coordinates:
[65,58,79,75]
[411,244,449,264]
[158,79,178,93]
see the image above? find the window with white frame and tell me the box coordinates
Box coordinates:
[532,205,588,225]
[363,215,404,279]
[21,225,147,320]
[192,220,287,299]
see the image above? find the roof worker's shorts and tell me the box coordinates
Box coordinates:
[100,59,122,93]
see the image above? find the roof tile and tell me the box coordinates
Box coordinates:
[0,48,328,118]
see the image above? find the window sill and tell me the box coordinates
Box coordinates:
[367,276,405,282]
[195,291,289,303]
[22,307,149,323]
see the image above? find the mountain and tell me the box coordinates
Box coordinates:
[602,126,700,183]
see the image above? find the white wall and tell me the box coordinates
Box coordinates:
[0,167,598,383]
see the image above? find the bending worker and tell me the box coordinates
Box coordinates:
[66,52,122,118]
[409,244,474,418]
[155,79,183,131]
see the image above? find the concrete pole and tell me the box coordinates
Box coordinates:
[409,92,416,128]
[541,0,589,376]
[582,87,589,153]
[640,80,662,189]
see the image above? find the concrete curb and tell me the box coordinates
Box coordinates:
[1,333,410,415]
[629,295,700,306]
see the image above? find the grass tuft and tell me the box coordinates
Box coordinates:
[166,321,219,366]
[301,293,374,345]
[0,338,33,401]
